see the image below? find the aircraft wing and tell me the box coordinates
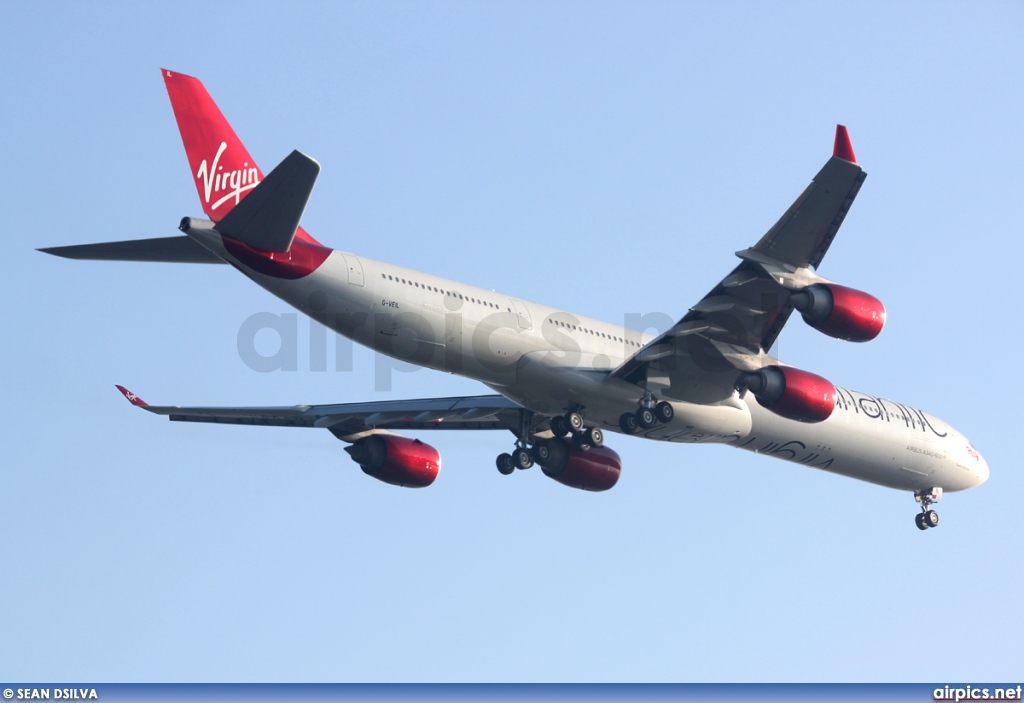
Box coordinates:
[611,126,866,398]
[115,385,531,440]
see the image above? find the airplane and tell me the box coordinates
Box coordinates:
[41,69,989,530]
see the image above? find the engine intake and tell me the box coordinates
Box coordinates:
[345,434,440,488]
[790,283,886,342]
[535,438,621,492]
[744,366,836,423]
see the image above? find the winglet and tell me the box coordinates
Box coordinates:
[115,385,148,407]
[833,125,857,163]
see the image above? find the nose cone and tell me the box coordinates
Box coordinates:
[974,451,990,486]
[967,444,989,487]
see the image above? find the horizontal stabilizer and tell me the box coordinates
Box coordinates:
[214,150,320,253]
[39,236,226,264]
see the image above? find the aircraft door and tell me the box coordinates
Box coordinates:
[509,298,532,329]
[340,253,364,286]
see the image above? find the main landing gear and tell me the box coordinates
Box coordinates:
[914,487,943,530]
[496,445,533,474]
[548,410,604,450]
[619,392,674,435]
[495,409,603,476]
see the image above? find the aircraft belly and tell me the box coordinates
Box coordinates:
[498,352,752,442]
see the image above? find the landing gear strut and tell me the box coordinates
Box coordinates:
[496,410,536,475]
[619,392,674,434]
[914,487,943,530]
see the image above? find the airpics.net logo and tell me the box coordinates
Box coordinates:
[196,141,259,210]
[934,684,1023,701]
[233,303,760,392]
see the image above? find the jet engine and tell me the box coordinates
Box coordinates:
[790,283,886,342]
[534,438,621,492]
[743,366,836,423]
[344,434,441,488]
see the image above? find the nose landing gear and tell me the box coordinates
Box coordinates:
[914,487,943,530]
[915,510,940,530]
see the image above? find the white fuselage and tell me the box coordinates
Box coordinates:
[195,230,989,495]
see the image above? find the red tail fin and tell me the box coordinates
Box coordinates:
[162,69,262,222]
[162,69,320,245]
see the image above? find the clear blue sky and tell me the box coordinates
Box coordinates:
[2,0,1022,683]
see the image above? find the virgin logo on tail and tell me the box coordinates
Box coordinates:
[196,142,260,211]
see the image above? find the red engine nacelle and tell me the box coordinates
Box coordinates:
[790,283,886,342]
[344,434,441,488]
[535,438,621,492]
[744,366,836,423]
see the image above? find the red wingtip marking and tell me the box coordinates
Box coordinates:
[115,385,148,407]
[833,125,857,163]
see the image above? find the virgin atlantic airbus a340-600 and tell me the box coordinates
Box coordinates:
[42,69,988,530]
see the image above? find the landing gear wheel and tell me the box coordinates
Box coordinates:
[573,433,592,452]
[655,401,674,424]
[913,488,943,531]
[512,447,534,470]
[549,415,570,438]
[496,453,515,475]
[636,407,657,429]
[619,412,639,435]
[533,442,553,464]
[567,412,585,434]
[584,427,604,447]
